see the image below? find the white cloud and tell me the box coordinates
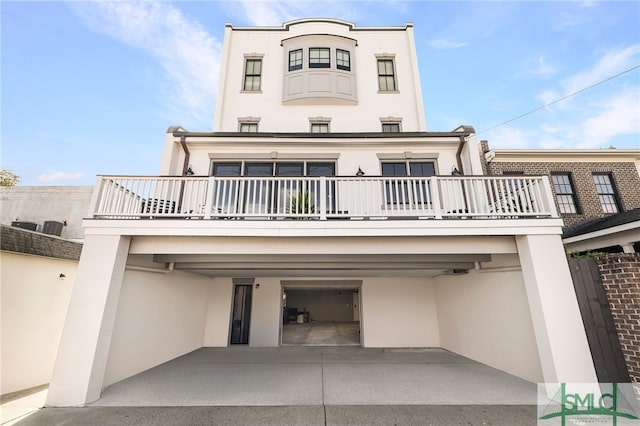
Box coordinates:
[579,89,640,148]
[37,172,84,183]
[70,2,221,128]
[428,38,467,50]
[562,45,640,95]
[525,56,557,78]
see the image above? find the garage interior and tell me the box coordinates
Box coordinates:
[282,282,361,346]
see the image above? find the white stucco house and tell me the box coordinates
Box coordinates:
[47,18,597,406]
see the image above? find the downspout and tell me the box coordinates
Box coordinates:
[180,136,190,175]
[455,136,466,175]
[126,262,176,274]
[178,136,190,212]
[456,136,468,213]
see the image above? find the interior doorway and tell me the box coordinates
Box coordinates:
[281,282,361,346]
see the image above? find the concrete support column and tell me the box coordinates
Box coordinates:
[46,235,131,406]
[516,234,597,383]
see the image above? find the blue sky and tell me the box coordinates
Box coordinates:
[2,1,639,186]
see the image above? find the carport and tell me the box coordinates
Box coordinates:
[92,346,537,407]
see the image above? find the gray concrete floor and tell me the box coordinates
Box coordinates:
[14,347,540,425]
[91,346,537,406]
[282,321,360,345]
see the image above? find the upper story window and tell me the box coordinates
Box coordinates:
[551,173,579,214]
[243,57,262,91]
[309,48,330,68]
[377,58,396,91]
[593,173,620,213]
[311,123,329,133]
[336,49,350,71]
[289,49,303,71]
[239,123,258,132]
[382,123,400,133]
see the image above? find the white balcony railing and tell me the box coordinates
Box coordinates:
[90,175,558,220]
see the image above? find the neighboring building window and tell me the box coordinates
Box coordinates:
[243,58,262,91]
[382,123,401,133]
[289,49,303,71]
[309,48,330,68]
[310,123,329,133]
[377,59,396,91]
[593,173,620,213]
[239,123,258,132]
[336,49,350,71]
[502,171,524,176]
[551,173,579,214]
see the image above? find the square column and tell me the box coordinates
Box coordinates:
[516,234,597,383]
[46,235,130,406]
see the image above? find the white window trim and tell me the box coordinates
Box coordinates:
[380,116,403,132]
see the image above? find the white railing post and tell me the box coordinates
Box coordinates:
[88,176,105,217]
[319,176,327,220]
[431,176,442,219]
[540,176,558,217]
[204,176,215,219]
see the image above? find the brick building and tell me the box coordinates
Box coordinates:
[479,141,640,253]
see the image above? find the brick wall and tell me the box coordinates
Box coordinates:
[0,225,82,261]
[483,160,640,228]
[595,253,640,382]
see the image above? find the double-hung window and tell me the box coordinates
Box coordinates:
[309,48,330,68]
[243,58,262,91]
[382,123,400,133]
[310,123,329,133]
[593,173,620,213]
[239,123,258,133]
[551,173,579,214]
[377,59,396,91]
[289,49,303,71]
[336,49,350,71]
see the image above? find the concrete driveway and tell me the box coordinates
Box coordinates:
[91,346,537,407]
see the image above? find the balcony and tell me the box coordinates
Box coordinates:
[90,175,558,221]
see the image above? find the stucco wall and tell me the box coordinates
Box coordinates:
[0,252,76,395]
[103,269,211,387]
[434,268,544,383]
[203,277,233,346]
[0,186,93,241]
[361,277,440,347]
[248,277,281,347]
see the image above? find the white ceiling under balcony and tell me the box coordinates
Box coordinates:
[149,253,492,277]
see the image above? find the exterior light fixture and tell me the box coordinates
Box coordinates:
[356,167,365,176]
[185,166,195,176]
[451,167,461,176]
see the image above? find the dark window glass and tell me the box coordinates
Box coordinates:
[239,123,258,132]
[409,162,436,176]
[243,59,262,91]
[336,49,350,71]
[377,59,396,91]
[551,173,578,214]
[593,173,620,213]
[382,123,400,133]
[213,163,241,176]
[289,49,303,71]
[309,48,330,68]
[245,163,273,176]
[310,123,329,133]
[276,163,304,176]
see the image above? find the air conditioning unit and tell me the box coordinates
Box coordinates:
[11,221,37,231]
[43,221,64,236]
